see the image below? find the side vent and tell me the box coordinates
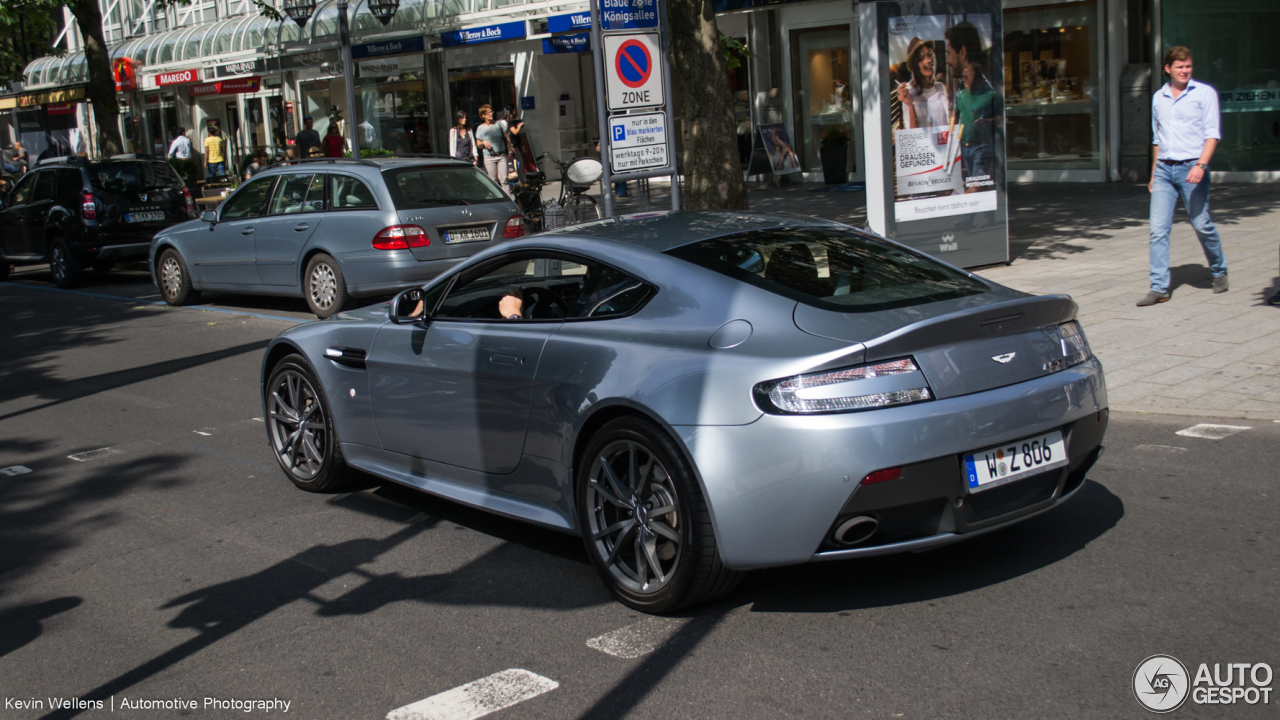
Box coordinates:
[324,347,367,369]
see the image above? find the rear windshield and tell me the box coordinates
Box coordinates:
[89,162,182,193]
[665,227,987,312]
[382,166,508,209]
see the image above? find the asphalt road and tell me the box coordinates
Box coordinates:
[0,270,1277,720]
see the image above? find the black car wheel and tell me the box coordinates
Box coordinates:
[577,416,742,613]
[305,253,348,319]
[0,262,9,281]
[157,248,201,306]
[266,355,353,492]
[49,238,84,289]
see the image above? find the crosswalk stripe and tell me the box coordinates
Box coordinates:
[1174,423,1251,440]
[386,669,558,720]
[587,618,683,659]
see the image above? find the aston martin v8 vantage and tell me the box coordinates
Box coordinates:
[260,211,1108,612]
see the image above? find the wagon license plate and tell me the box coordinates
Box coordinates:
[443,226,490,243]
[126,211,165,223]
[963,430,1068,493]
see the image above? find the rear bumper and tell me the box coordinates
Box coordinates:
[89,242,151,261]
[338,249,466,297]
[672,358,1108,570]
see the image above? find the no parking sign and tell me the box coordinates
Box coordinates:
[603,33,664,110]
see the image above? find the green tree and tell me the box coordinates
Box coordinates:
[667,0,747,210]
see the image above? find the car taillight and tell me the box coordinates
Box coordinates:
[861,467,902,485]
[81,192,97,219]
[503,215,525,238]
[753,358,933,414]
[181,186,195,216]
[372,225,430,250]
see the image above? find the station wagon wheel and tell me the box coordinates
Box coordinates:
[157,248,200,306]
[265,355,352,492]
[304,253,348,319]
[577,417,742,613]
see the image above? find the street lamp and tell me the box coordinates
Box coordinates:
[282,0,316,28]
[367,0,401,26]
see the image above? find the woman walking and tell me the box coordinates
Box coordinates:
[323,123,347,158]
[475,104,510,185]
[449,110,478,166]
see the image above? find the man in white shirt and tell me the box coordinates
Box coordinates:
[1139,45,1227,306]
[167,127,193,159]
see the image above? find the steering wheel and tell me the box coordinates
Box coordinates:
[522,290,568,320]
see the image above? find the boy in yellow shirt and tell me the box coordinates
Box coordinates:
[204,126,227,178]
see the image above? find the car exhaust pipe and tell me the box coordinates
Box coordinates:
[832,515,878,546]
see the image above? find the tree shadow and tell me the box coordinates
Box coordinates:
[0,596,82,659]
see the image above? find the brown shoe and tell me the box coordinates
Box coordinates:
[1136,290,1170,306]
[1212,274,1229,293]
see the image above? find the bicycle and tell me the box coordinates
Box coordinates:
[537,152,603,226]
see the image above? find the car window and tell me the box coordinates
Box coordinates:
[220,176,276,220]
[88,162,181,193]
[305,174,325,211]
[7,173,37,207]
[435,254,652,322]
[268,173,321,215]
[383,166,507,209]
[31,171,57,203]
[666,227,987,313]
[56,169,84,197]
[330,175,377,210]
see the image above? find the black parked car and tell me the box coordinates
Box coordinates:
[0,156,196,287]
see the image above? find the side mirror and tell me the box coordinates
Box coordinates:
[388,287,426,325]
[201,210,217,223]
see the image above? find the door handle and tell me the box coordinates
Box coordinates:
[241,228,254,235]
[490,354,518,365]
[293,223,309,231]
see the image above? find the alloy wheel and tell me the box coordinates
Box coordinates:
[585,440,682,594]
[266,369,328,480]
[50,245,66,282]
[160,256,183,299]
[310,263,337,310]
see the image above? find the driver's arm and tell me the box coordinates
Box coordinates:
[498,289,523,320]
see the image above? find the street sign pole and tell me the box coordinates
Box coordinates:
[656,0,679,210]
[589,0,614,219]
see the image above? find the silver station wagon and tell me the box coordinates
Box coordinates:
[150,157,525,317]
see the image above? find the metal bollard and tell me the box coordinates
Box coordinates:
[542,200,565,230]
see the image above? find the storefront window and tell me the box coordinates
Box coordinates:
[1163,0,1280,172]
[790,26,853,175]
[356,71,433,155]
[1003,0,1100,170]
[448,64,516,124]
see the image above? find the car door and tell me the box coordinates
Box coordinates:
[366,253,570,475]
[187,175,276,285]
[0,172,38,257]
[254,172,325,286]
[21,171,57,256]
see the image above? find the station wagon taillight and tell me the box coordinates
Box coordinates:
[81,192,96,220]
[372,225,430,250]
[503,215,525,238]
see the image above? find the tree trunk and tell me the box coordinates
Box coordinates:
[667,0,747,210]
[67,0,124,157]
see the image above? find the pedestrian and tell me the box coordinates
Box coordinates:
[448,110,477,166]
[475,104,509,185]
[243,150,269,180]
[167,126,192,159]
[1268,248,1280,306]
[1138,45,1227,306]
[295,116,321,159]
[2,141,22,175]
[323,122,347,158]
[204,126,227,178]
[284,146,299,162]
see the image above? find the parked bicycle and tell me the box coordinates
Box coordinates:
[537,152,603,226]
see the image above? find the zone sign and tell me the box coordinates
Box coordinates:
[603,33,664,110]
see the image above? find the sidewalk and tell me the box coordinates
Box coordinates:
[574,179,1280,420]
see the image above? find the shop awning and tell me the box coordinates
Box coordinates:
[0,85,87,110]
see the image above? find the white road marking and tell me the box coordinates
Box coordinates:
[67,447,121,462]
[1175,424,1251,440]
[1133,444,1188,453]
[386,669,558,720]
[193,431,212,436]
[0,466,33,476]
[587,618,683,659]
[251,417,264,422]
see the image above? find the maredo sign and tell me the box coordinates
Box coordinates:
[189,76,262,97]
[154,69,200,86]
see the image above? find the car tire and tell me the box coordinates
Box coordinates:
[266,354,354,493]
[0,262,9,281]
[576,416,742,613]
[92,260,115,273]
[157,248,201,306]
[304,253,348,319]
[49,237,84,289]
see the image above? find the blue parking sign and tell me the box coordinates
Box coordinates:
[613,125,626,142]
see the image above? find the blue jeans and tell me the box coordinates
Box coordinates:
[1149,161,1227,294]
[207,161,226,178]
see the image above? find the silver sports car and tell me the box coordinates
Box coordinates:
[260,211,1108,612]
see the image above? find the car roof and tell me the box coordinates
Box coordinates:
[540,210,847,253]
[259,156,470,177]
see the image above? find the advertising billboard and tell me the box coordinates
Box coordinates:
[860,0,1008,267]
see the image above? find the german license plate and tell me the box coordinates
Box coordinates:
[443,226,490,243]
[126,211,165,223]
[963,429,1068,493]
